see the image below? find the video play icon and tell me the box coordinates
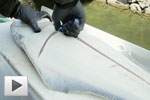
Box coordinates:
[5,76,28,96]
[12,80,22,92]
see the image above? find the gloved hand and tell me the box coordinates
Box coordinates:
[52,0,86,37]
[14,4,52,33]
[63,19,81,38]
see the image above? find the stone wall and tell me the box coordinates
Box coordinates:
[95,0,150,13]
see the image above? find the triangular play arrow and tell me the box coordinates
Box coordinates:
[12,80,22,92]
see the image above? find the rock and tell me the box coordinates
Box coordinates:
[130,3,142,12]
[95,0,106,3]
[107,0,128,4]
[137,0,147,2]
[123,4,130,9]
[128,0,137,3]
[107,0,117,4]
[132,0,137,2]
[138,2,149,9]
[117,0,129,4]
[144,7,150,13]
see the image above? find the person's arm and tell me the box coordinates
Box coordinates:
[52,0,86,38]
[0,0,19,17]
[0,0,51,33]
[54,0,75,6]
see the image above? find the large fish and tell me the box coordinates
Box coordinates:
[10,8,150,100]
[0,21,102,100]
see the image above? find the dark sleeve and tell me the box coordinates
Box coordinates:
[54,0,78,7]
[0,0,20,17]
[54,0,74,5]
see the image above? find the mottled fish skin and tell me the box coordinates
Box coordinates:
[1,49,124,100]
[42,70,124,100]
[11,22,24,49]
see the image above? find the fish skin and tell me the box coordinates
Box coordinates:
[11,19,146,100]
[11,20,125,100]
[39,66,125,100]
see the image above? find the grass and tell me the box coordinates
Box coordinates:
[84,1,150,50]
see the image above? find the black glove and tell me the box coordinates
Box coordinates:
[14,4,52,33]
[63,20,81,38]
[52,0,86,37]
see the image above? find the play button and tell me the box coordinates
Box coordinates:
[4,76,28,96]
[12,80,22,92]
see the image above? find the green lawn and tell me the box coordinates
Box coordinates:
[84,1,150,50]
